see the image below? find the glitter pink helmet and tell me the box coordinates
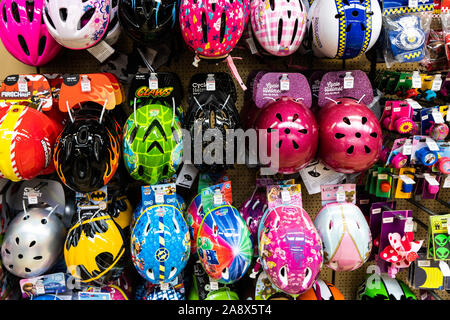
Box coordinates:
[317,98,382,173]
[0,0,62,66]
[250,0,307,56]
[179,0,250,60]
[258,205,323,295]
[239,190,267,255]
[254,97,318,174]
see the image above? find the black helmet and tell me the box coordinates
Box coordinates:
[118,0,180,45]
[53,103,121,193]
[185,90,241,172]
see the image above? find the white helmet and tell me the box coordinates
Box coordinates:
[309,0,382,59]
[43,0,112,50]
[104,0,121,46]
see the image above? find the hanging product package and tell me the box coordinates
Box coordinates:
[442,0,450,63]
[382,0,434,67]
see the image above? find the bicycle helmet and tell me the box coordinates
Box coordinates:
[317,98,382,173]
[185,90,240,172]
[297,279,345,300]
[64,211,126,285]
[356,274,416,300]
[0,0,62,66]
[123,103,183,185]
[205,287,239,300]
[197,205,253,284]
[239,190,267,256]
[314,202,372,272]
[53,103,121,193]
[179,0,249,60]
[118,0,180,45]
[43,0,111,50]
[250,0,307,56]
[258,205,323,295]
[254,97,319,174]
[309,0,382,59]
[131,204,190,284]
[255,269,296,300]
[0,104,62,182]
[104,0,121,45]
[1,207,66,278]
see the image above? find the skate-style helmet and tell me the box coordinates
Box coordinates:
[131,204,190,284]
[179,0,249,60]
[0,0,62,66]
[309,0,382,59]
[197,205,253,284]
[0,104,62,182]
[250,0,307,56]
[297,279,345,300]
[123,103,183,185]
[314,202,372,272]
[357,274,416,300]
[254,97,319,174]
[43,0,111,49]
[1,207,66,278]
[53,103,121,193]
[119,0,180,45]
[239,190,267,255]
[258,204,323,295]
[317,98,382,173]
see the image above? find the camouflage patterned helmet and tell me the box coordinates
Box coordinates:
[123,103,183,184]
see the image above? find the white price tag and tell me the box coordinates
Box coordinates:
[27,193,38,205]
[412,71,422,88]
[343,72,354,89]
[372,208,381,214]
[447,107,450,122]
[409,0,419,7]
[280,74,290,91]
[417,260,430,267]
[424,174,440,186]
[432,75,443,91]
[432,109,445,124]
[378,173,388,180]
[213,192,223,205]
[160,283,169,291]
[399,175,416,185]
[403,144,412,155]
[405,99,422,110]
[439,261,450,276]
[443,175,450,188]
[281,189,291,202]
[383,217,394,224]
[18,76,28,93]
[35,281,45,295]
[336,188,346,202]
[426,138,440,151]
[210,281,219,291]
[206,74,216,91]
[81,76,91,92]
[149,73,158,90]
[155,192,164,204]
[404,217,414,232]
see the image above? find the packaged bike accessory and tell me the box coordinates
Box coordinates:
[409,250,450,290]
[19,273,67,299]
[394,168,416,199]
[369,201,396,258]
[266,184,302,210]
[442,0,450,62]
[200,181,233,213]
[188,73,237,106]
[428,215,450,260]
[299,160,346,195]
[382,0,434,67]
[320,184,356,206]
[381,101,415,134]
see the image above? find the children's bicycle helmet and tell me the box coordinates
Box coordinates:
[356,274,416,300]
[250,0,307,56]
[254,97,319,174]
[123,102,183,185]
[53,103,121,193]
[0,0,62,66]
[43,0,111,49]
[317,98,382,173]
[119,0,180,44]
[297,279,345,300]
[104,0,121,45]
[1,207,66,278]
[314,202,372,272]
[258,205,323,295]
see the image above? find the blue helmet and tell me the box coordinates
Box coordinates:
[131,204,190,284]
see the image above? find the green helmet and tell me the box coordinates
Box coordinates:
[123,103,183,184]
[356,274,417,300]
[205,287,239,300]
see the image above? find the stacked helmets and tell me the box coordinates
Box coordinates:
[53,103,122,193]
[308,0,382,59]
[258,204,323,295]
[0,0,62,66]
[250,0,308,56]
[357,274,416,300]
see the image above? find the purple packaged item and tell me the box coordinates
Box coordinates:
[369,201,396,259]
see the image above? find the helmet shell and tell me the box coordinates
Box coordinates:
[179,0,250,59]
[250,0,307,56]
[0,105,62,181]
[123,103,183,185]
[357,274,416,300]
[258,205,323,295]
[309,0,382,59]
[131,204,190,284]
[0,0,62,66]
[239,190,267,256]
[297,279,345,300]
[317,98,382,173]
[197,205,253,284]
[205,287,239,300]
[1,207,66,278]
[254,97,318,174]
[314,202,372,271]
[43,0,111,50]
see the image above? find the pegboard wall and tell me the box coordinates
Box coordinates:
[0,25,449,300]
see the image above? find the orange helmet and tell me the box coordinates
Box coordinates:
[297,279,345,300]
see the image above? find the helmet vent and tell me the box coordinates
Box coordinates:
[342,117,351,125]
[59,8,68,22]
[292,113,299,121]
[276,113,282,122]
[138,165,144,176]
[277,19,283,45]
[362,117,368,124]
[4,249,10,255]
[25,267,31,273]
[269,0,275,10]
[370,132,378,138]
[298,129,307,134]
[352,10,359,17]
[211,3,216,12]
[329,220,333,230]
[293,140,299,149]
[290,19,298,45]
[276,140,282,148]
[364,145,371,154]
[287,10,291,19]
[29,241,36,248]
[15,237,19,245]
[23,215,30,221]
[355,132,361,138]
[26,0,34,22]
[335,133,345,139]
[11,1,20,23]
[219,12,226,43]
[2,5,7,23]
[33,256,42,260]
[346,146,354,154]
[41,219,47,225]
[162,165,169,177]
[44,8,56,29]
[18,35,30,56]
[346,24,351,32]
[78,8,95,30]
[298,0,304,10]
[38,36,47,56]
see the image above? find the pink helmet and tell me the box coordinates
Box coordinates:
[250,0,307,56]
[0,0,62,66]
[254,97,318,174]
[258,205,323,295]
[317,98,382,173]
[179,0,250,60]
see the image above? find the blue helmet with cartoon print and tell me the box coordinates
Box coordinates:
[131,204,190,284]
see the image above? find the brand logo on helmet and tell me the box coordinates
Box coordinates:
[135,86,174,98]
[155,248,169,262]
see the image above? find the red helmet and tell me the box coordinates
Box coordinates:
[317,98,382,173]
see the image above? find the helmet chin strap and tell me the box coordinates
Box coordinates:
[66,101,74,123]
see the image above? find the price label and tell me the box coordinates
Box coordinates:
[210,281,219,291]
[281,189,291,202]
[336,188,346,202]
[149,73,158,90]
[424,174,440,186]
[405,99,422,110]
[404,217,414,232]
[443,175,450,188]
[426,138,440,151]
[372,208,381,214]
[27,193,39,205]
[412,71,422,88]
[383,217,394,224]
[409,0,419,8]
[155,192,164,204]
[213,192,223,205]
[160,283,169,291]
[399,175,415,185]
[432,109,445,124]
[81,75,91,92]
[18,76,28,93]
[432,75,443,91]
[417,260,430,267]
[343,72,354,89]
[403,144,412,155]
[280,74,290,91]
[206,74,216,91]
[378,173,388,180]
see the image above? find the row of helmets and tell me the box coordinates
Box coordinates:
[0,0,381,67]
